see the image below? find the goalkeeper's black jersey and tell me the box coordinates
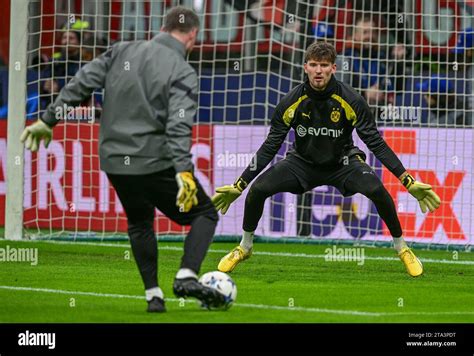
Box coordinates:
[241,75,406,184]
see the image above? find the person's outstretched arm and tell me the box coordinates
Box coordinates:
[21,46,115,151]
[212,102,291,214]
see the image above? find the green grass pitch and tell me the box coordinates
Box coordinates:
[0,239,473,323]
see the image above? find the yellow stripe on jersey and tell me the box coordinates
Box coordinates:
[331,94,357,126]
[282,95,308,126]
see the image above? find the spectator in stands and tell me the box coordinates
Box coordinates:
[41,19,90,92]
[39,19,98,111]
[341,14,394,105]
[39,28,81,111]
[417,75,470,126]
[388,39,413,93]
[49,28,82,86]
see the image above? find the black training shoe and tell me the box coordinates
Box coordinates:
[173,277,226,308]
[146,296,166,313]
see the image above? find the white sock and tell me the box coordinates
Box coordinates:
[240,230,254,252]
[393,236,408,253]
[145,287,164,302]
[175,268,198,280]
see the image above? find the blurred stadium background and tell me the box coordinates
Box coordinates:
[1,0,473,250]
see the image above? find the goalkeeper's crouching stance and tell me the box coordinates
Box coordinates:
[20,6,226,312]
[213,42,441,277]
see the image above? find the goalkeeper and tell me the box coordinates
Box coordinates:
[20,6,225,312]
[213,42,441,277]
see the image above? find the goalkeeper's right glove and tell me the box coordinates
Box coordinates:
[20,119,53,152]
[212,177,248,215]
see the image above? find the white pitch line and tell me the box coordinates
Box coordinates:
[1,285,473,317]
[380,311,474,316]
[14,240,474,266]
[0,285,143,300]
[0,285,377,316]
[232,302,380,316]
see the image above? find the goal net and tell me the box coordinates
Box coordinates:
[5,0,473,250]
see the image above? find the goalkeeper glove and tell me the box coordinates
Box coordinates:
[212,177,248,215]
[20,120,53,152]
[176,171,198,213]
[400,172,441,213]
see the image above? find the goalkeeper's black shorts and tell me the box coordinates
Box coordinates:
[272,151,379,196]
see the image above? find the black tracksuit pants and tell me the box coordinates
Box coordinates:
[108,167,218,290]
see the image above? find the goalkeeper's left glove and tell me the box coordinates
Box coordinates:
[175,171,198,213]
[212,177,248,215]
[20,119,53,152]
[400,172,441,213]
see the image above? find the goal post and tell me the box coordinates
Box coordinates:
[3,0,473,250]
[5,0,29,240]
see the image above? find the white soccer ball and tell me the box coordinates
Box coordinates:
[198,271,237,310]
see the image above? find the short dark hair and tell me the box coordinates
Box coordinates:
[163,6,200,33]
[304,41,337,63]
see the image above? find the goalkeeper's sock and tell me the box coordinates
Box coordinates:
[145,287,164,302]
[393,236,408,253]
[240,230,254,252]
[176,268,198,280]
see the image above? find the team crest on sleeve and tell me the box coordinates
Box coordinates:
[330,108,341,123]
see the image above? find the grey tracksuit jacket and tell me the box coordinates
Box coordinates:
[42,32,197,175]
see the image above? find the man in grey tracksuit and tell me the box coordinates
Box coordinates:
[21,6,225,312]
